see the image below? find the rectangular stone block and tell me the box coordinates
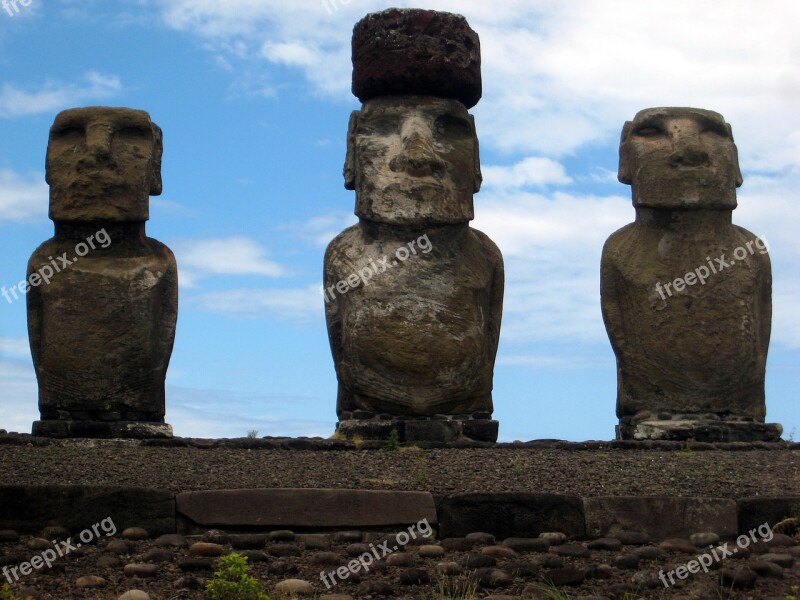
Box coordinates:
[0,485,175,535]
[176,488,437,531]
[438,492,585,539]
[584,496,737,540]
[738,497,800,533]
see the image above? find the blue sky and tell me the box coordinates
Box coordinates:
[1,0,798,441]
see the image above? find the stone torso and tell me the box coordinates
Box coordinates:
[326,224,502,416]
[601,219,771,418]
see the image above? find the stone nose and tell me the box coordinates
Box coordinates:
[82,125,114,164]
[390,120,446,177]
[669,135,710,168]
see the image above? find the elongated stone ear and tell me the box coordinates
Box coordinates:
[618,120,633,185]
[727,123,743,188]
[149,122,163,196]
[471,115,482,193]
[344,111,358,191]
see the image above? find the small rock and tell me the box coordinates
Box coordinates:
[535,554,563,568]
[155,534,185,547]
[538,532,567,546]
[333,531,362,543]
[75,575,107,588]
[760,552,794,568]
[178,558,213,572]
[720,568,758,589]
[555,543,589,558]
[105,540,132,555]
[27,538,52,551]
[311,551,343,566]
[587,538,622,551]
[356,580,394,596]
[658,538,696,554]
[142,548,173,563]
[749,560,784,578]
[504,560,538,577]
[482,545,516,559]
[386,552,415,567]
[121,528,149,541]
[345,543,370,557]
[440,537,474,551]
[268,561,300,576]
[189,542,224,557]
[275,578,314,596]
[418,544,445,558]
[297,533,331,550]
[118,591,150,600]
[41,526,70,541]
[398,567,430,585]
[588,563,614,579]
[631,570,661,588]
[466,532,496,545]
[123,563,158,578]
[690,532,719,547]
[240,550,269,563]
[269,529,295,541]
[614,554,640,570]
[472,567,513,588]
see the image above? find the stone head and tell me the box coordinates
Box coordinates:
[344,96,480,224]
[46,106,162,222]
[618,107,742,210]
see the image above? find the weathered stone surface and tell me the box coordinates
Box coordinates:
[177,488,436,530]
[0,485,174,535]
[29,106,177,437]
[327,10,502,440]
[438,493,585,539]
[584,496,737,540]
[352,9,481,108]
[602,107,777,440]
[738,497,800,533]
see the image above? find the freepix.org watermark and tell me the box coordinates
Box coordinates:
[658,521,774,588]
[2,0,32,17]
[1,228,111,305]
[319,518,433,589]
[2,516,117,584]
[322,234,432,304]
[655,235,769,301]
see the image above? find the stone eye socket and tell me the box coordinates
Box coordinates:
[52,126,84,142]
[634,125,662,137]
[116,126,151,140]
[435,115,471,137]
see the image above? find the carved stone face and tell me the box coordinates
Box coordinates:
[345,95,480,225]
[618,107,742,210]
[46,107,162,222]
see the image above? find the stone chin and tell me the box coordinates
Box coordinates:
[631,170,738,210]
[355,184,474,224]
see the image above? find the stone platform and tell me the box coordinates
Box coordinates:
[335,411,499,443]
[617,416,783,442]
[32,420,173,439]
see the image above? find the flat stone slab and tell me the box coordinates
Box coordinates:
[0,485,175,535]
[32,420,173,439]
[438,492,585,539]
[617,420,783,442]
[584,496,737,540]
[176,489,437,529]
[738,497,800,533]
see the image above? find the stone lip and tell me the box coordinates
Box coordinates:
[32,420,173,439]
[617,419,783,442]
[352,8,481,108]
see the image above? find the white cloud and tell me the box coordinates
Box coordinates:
[0,358,37,434]
[0,71,122,118]
[482,157,572,189]
[280,211,357,247]
[0,336,30,358]
[172,236,285,288]
[0,169,48,222]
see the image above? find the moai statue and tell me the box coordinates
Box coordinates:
[601,107,781,441]
[28,107,177,438]
[324,9,504,443]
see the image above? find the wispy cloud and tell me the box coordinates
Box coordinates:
[192,284,323,321]
[0,169,48,222]
[482,157,572,189]
[0,71,122,118]
[172,236,285,288]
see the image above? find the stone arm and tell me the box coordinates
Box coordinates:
[323,241,344,378]
[756,247,772,370]
[599,236,627,362]
[487,244,504,367]
[156,247,179,383]
[26,255,43,371]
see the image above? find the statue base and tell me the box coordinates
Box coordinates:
[336,412,498,443]
[617,416,783,442]
[33,420,173,439]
